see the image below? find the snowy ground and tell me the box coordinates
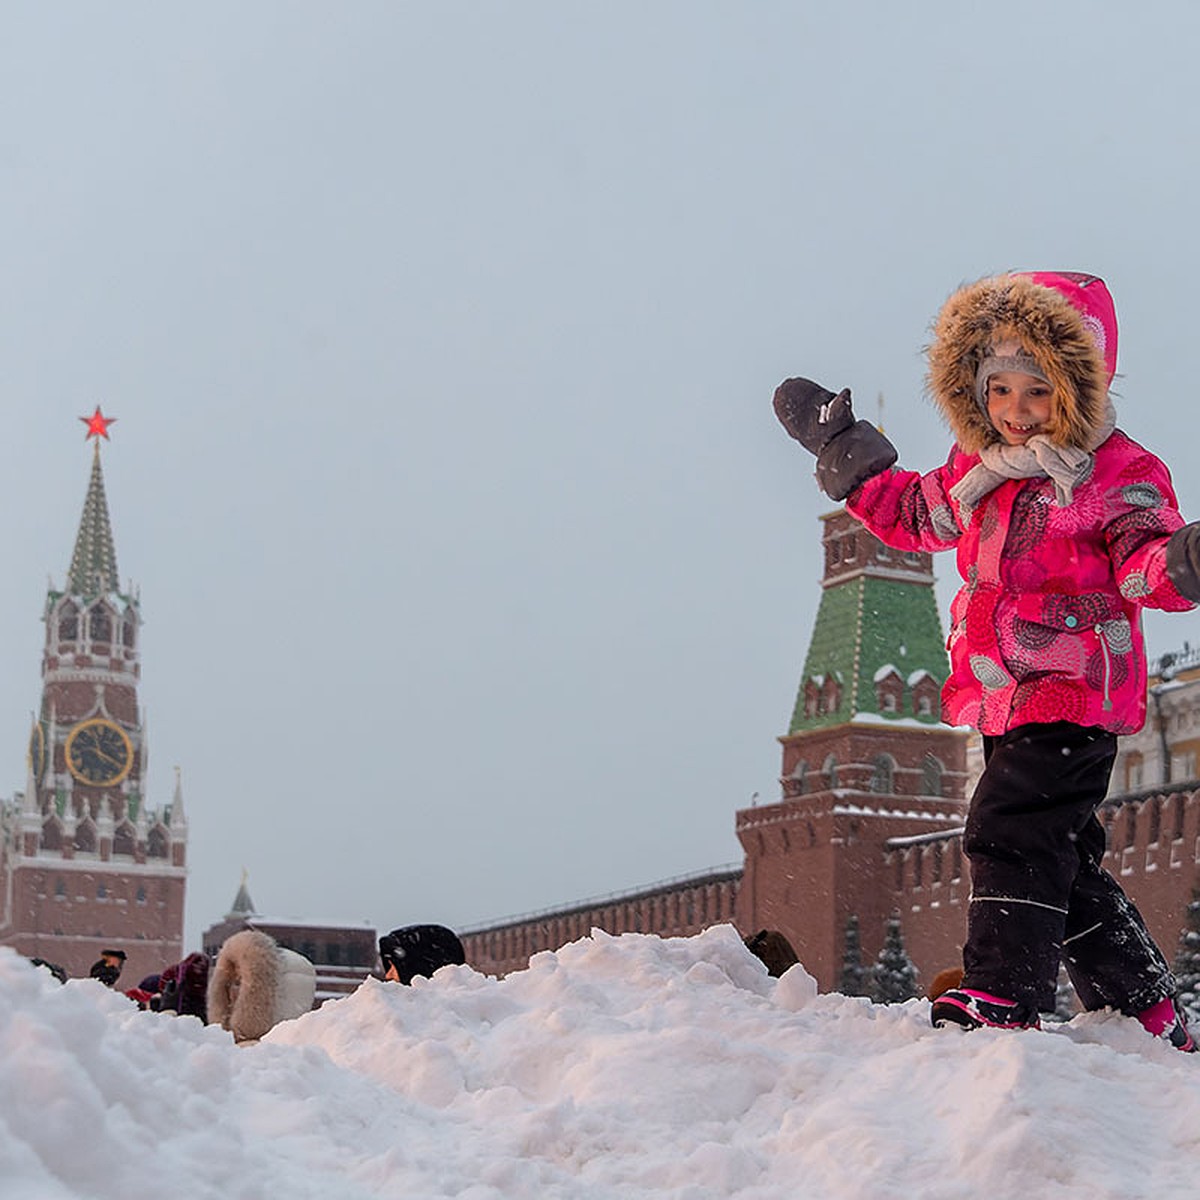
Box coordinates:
[2,925,1197,1200]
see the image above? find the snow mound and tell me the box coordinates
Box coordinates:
[2,926,1197,1199]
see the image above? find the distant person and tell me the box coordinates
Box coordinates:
[774,271,1197,1050]
[88,947,127,988]
[207,930,316,1044]
[155,952,211,1022]
[125,973,163,1009]
[743,930,799,978]
[378,924,465,985]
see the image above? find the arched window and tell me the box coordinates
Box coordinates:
[870,754,895,794]
[41,818,63,851]
[1124,751,1145,791]
[88,604,112,644]
[922,753,944,798]
[823,754,839,789]
[113,821,136,857]
[147,826,169,859]
[74,819,97,854]
[794,759,807,794]
[58,602,79,642]
[122,613,137,649]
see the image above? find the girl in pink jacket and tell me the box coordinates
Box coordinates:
[774,271,1200,1050]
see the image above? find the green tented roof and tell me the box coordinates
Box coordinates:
[789,569,949,732]
[66,441,120,598]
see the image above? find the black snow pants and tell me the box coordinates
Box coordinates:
[961,721,1175,1015]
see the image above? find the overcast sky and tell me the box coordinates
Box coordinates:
[4,3,1200,951]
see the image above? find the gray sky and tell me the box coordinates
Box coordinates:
[4,3,1200,951]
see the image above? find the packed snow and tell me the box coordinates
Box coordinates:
[3,924,1198,1200]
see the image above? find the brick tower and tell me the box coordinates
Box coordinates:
[735,508,970,990]
[0,410,185,984]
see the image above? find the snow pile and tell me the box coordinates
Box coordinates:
[2,925,1198,1199]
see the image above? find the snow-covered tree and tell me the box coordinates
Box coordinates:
[872,912,919,1003]
[1171,888,1200,1023]
[838,913,870,996]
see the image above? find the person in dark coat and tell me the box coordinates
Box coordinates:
[88,948,126,987]
[378,925,465,984]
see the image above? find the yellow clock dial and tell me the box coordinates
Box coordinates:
[65,718,133,787]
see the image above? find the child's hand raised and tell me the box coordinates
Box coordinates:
[773,376,897,500]
[772,378,855,454]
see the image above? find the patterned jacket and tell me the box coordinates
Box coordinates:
[847,433,1191,734]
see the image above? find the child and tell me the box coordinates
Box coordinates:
[773,271,1200,1050]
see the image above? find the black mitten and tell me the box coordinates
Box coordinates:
[773,377,897,501]
[773,378,855,454]
[1168,523,1200,602]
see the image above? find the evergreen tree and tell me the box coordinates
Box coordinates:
[1172,888,1200,1023]
[838,913,870,996]
[872,912,919,1003]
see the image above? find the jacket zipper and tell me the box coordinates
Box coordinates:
[1094,624,1113,712]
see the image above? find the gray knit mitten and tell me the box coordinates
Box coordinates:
[773,377,897,501]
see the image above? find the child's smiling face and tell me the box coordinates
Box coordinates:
[986,370,1056,446]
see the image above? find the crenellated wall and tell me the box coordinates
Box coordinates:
[461,868,741,977]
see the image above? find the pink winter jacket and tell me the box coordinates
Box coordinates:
[847,430,1193,736]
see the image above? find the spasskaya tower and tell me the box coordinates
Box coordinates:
[0,409,186,983]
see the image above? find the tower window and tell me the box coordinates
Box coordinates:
[823,754,839,789]
[89,605,112,643]
[922,753,944,798]
[74,820,97,854]
[869,754,895,794]
[114,822,136,857]
[58,603,79,642]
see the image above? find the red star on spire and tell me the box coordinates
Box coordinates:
[80,406,117,441]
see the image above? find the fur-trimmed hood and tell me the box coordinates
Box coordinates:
[926,271,1118,454]
[207,929,316,1044]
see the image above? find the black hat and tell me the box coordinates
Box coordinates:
[100,948,127,962]
[378,924,465,985]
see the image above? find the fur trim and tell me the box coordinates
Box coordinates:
[207,929,283,1044]
[926,275,1110,454]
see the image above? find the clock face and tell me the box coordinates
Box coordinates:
[28,722,46,785]
[65,718,133,787]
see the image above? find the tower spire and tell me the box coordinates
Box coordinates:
[67,411,120,598]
